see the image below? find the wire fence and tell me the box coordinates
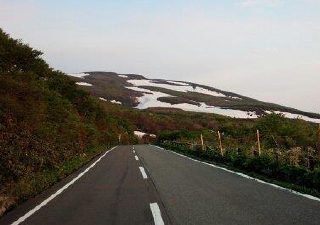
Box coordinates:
[161,127,320,171]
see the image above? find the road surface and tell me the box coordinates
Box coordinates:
[1,145,320,225]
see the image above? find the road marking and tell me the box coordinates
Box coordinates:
[135,155,139,161]
[133,146,135,150]
[133,150,135,153]
[11,146,118,225]
[150,203,165,225]
[139,167,148,179]
[151,145,320,202]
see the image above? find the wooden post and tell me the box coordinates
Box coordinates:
[218,131,223,156]
[257,130,261,156]
[200,134,204,151]
[118,134,121,143]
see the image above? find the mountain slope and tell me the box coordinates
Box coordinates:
[68,71,320,123]
[0,30,136,216]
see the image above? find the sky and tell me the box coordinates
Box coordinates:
[1,0,320,113]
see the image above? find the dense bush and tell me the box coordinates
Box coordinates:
[158,117,319,194]
[0,29,136,215]
[160,142,320,194]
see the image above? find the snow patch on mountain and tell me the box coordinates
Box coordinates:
[99,97,107,101]
[110,100,122,105]
[76,82,92,86]
[265,111,320,123]
[125,86,257,118]
[134,131,156,138]
[99,97,122,105]
[127,79,226,97]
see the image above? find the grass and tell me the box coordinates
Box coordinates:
[159,143,320,199]
[1,144,113,216]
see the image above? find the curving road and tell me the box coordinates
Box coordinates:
[1,145,320,225]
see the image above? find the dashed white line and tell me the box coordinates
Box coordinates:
[11,146,118,225]
[139,167,148,179]
[133,150,135,153]
[135,155,139,161]
[150,203,165,225]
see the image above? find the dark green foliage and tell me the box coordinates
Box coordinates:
[158,115,319,194]
[256,113,317,148]
[0,29,136,215]
[160,142,320,195]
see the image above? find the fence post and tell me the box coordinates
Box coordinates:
[257,130,261,156]
[118,134,121,143]
[200,134,204,151]
[218,131,223,156]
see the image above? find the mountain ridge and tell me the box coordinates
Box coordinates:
[68,71,320,123]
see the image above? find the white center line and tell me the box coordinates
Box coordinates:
[133,150,135,153]
[150,203,165,225]
[135,155,139,161]
[139,167,148,179]
[10,146,118,225]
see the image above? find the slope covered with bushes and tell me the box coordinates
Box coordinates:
[0,29,136,215]
[157,113,320,195]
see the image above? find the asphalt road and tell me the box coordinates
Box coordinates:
[1,145,320,225]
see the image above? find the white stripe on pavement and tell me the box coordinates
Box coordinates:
[135,155,139,161]
[151,145,320,202]
[139,167,148,179]
[11,146,118,225]
[150,203,165,225]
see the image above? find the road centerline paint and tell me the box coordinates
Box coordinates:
[139,167,148,179]
[150,203,165,225]
[10,146,118,225]
[135,155,139,161]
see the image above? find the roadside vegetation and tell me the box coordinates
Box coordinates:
[0,29,137,216]
[1,28,320,217]
[158,113,320,196]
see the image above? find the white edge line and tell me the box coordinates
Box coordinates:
[151,145,320,202]
[11,146,118,225]
[139,167,148,179]
[135,155,139,161]
[150,202,165,225]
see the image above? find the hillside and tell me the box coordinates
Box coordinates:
[0,30,136,215]
[1,28,319,217]
[67,71,320,123]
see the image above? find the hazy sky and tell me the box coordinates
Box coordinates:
[1,0,320,113]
